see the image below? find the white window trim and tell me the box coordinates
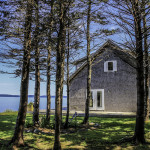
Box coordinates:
[104,60,117,72]
[86,89,105,111]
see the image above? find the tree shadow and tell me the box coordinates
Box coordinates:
[0,139,12,150]
[0,114,17,139]
[1,113,150,149]
[61,117,150,150]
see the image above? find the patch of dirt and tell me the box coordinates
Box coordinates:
[24,123,100,135]
[24,127,55,135]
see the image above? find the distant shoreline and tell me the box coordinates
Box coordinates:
[0,94,67,98]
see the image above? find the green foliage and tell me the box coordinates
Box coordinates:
[27,102,33,106]
[50,115,55,129]
[25,120,34,128]
[39,115,54,129]
[27,102,33,111]
[4,109,14,112]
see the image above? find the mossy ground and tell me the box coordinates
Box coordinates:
[0,112,150,150]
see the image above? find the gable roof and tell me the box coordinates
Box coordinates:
[73,40,122,65]
[70,40,136,82]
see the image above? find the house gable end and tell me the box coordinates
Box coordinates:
[69,40,136,82]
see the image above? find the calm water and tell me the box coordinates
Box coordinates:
[0,96,67,113]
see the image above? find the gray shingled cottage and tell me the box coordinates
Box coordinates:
[69,40,138,112]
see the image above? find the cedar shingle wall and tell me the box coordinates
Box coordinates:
[69,49,137,112]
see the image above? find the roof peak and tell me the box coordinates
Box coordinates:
[103,39,123,50]
[73,40,123,65]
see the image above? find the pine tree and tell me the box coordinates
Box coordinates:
[83,0,92,125]
[80,0,113,125]
[64,13,70,128]
[33,0,40,127]
[142,0,149,122]
[53,0,67,149]
[132,0,145,143]
[45,0,54,124]
[107,0,150,144]
[64,2,85,128]
[10,0,33,146]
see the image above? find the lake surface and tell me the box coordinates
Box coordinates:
[0,96,67,113]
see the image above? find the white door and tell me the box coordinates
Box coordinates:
[89,89,104,110]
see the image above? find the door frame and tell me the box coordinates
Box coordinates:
[89,89,104,110]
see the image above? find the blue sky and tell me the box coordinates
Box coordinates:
[0,32,123,96]
[0,62,66,96]
[0,1,126,96]
[0,70,66,96]
[0,1,127,96]
[0,37,67,96]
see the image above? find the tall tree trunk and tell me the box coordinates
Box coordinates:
[53,1,66,149]
[46,0,54,123]
[132,0,145,144]
[142,1,149,121]
[64,21,70,129]
[83,0,91,125]
[10,0,33,146]
[60,85,63,125]
[46,47,51,123]
[60,48,65,126]
[33,0,40,127]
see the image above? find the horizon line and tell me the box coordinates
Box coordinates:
[0,94,67,97]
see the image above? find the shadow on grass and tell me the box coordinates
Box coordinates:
[1,113,150,150]
[62,130,150,150]
[0,113,34,139]
[0,138,41,150]
[0,114,17,138]
[23,133,54,150]
[61,117,150,150]
[0,132,54,150]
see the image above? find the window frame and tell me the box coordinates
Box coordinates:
[104,60,117,72]
[87,89,104,111]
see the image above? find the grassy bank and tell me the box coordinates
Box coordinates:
[0,112,150,149]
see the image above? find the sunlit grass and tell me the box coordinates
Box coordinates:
[0,112,150,149]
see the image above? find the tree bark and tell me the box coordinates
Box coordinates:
[132,0,145,144]
[46,0,54,123]
[142,1,149,122]
[10,0,33,146]
[53,1,66,149]
[33,0,40,127]
[83,0,91,125]
[64,20,70,129]
[60,85,63,125]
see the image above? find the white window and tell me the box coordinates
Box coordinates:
[104,60,117,72]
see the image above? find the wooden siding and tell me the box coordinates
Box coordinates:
[69,49,137,112]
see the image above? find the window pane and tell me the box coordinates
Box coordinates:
[89,91,93,107]
[97,91,102,107]
[108,62,113,70]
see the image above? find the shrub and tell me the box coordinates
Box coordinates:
[39,115,54,129]
[27,102,33,111]
[4,109,14,112]
[25,120,34,128]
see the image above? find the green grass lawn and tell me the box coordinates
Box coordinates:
[0,112,150,150]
